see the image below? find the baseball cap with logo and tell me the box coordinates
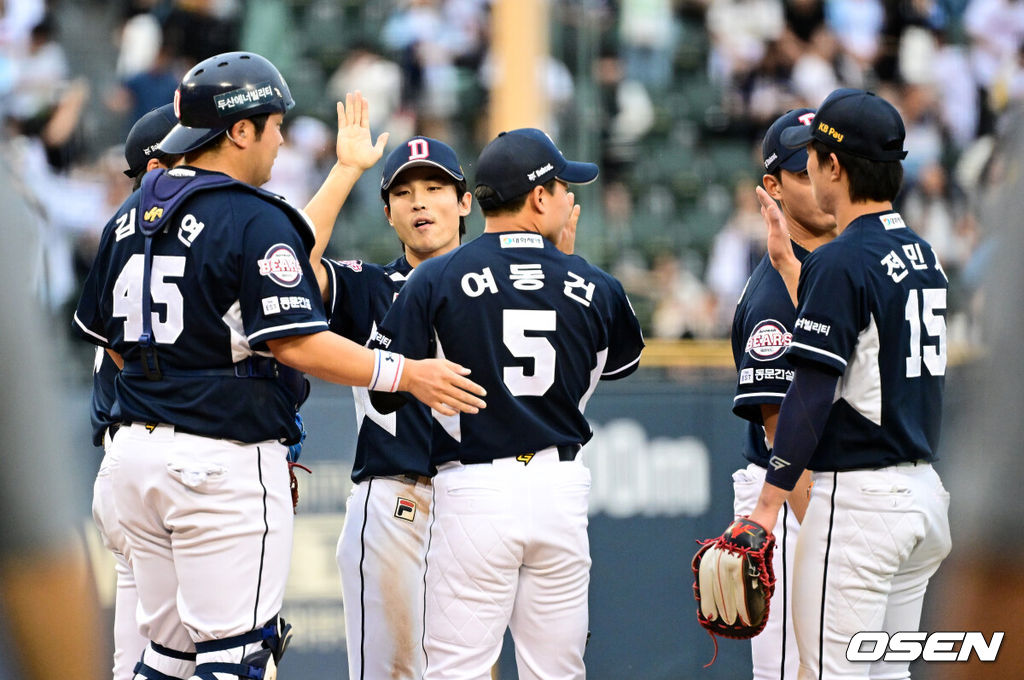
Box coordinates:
[474,128,599,209]
[123,104,177,177]
[780,88,907,162]
[380,136,465,194]
[762,108,815,174]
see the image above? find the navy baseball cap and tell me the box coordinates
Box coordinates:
[474,128,599,209]
[780,88,908,162]
[380,136,464,193]
[123,104,177,177]
[762,108,815,174]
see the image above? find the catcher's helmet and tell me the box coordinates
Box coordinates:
[159,51,294,154]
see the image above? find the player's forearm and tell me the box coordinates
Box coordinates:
[788,469,813,524]
[749,483,789,531]
[778,259,801,308]
[304,162,366,265]
[268,331,374,386]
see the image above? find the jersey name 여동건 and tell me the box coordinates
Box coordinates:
[373,231,645,465]
[786,211,947,470]
[323,255,434,481]
[73,167,327,444]
[731,244,810,468]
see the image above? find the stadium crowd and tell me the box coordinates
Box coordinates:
[1,0,1019,347]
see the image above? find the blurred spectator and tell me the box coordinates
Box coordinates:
[963,0,1024,134]
[825,0,886,74]
[705,179,766,334]
[784,0,827,42]
[617,0,678,92]
[106,40,182,131]
[8,15,68,125]
[649,252,718,339]
[707,0,786,88]
[898,83,944,186]
[929,29,979,149]
[326,42,407,140]
[901,162,974,275]
[263,115,333,209]
[162,0,241,63]
[595,51,655,184]
[790,26,844,106]
[114,10,163,78]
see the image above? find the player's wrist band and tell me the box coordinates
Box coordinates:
[369,349,405,392]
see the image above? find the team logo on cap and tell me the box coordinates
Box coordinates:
[745,319,792,361]
[258,244,303,287]
[407,138,430,160]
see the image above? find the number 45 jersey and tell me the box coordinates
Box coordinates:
[374,231,645,465]
[786,211,948,471]
[73,167,328,444]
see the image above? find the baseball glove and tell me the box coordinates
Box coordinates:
[692,517,776,642]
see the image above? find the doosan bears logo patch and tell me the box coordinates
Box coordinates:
[258,244,303,287]
[745,319,792,361]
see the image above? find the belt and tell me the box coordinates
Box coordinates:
[107,422,122,438]
[459,444,581,466]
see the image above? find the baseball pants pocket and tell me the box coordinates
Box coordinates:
[165,462,228,492]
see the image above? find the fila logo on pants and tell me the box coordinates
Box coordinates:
[394,497,417,522]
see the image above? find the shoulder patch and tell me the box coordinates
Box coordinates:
[336,259,364,272]
[879,213,906,230]
[745,319,792,361]
[258,244,303,288]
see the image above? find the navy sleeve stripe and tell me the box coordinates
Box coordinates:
[603,352,641,377]
[73,313,108,344]
[248,320,329,344]
[788,341,847,368]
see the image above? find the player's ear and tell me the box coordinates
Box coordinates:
[383,204,393,226]
[528,184,547,213]
[458,191,472,217]
[762,174,782,200]
[146,157,163,173]
[227,120,249,148]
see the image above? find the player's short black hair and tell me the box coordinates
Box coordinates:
[475,178,559,217]
[182,113,272,164]
[381,172,469,239]
[131,153,183,190]
[810,140,903,203]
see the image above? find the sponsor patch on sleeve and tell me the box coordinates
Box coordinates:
[258,244,303,288]
[745,320,792,361]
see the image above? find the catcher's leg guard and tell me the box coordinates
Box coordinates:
[133,641,197,680]
[192,616,293,680]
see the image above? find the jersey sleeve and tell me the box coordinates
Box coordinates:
[785,246,863,374]
[373,263,436,360]
[72,214,120,346]
[601,276,644,380]
[239,207,329,350]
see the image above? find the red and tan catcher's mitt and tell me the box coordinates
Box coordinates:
[692,517,776,644]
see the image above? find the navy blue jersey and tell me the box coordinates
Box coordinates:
[374,231,645,464]
[73,167,328,444]
[323,255,435,482]
[731,244,810,468]
[787,211,947,470]
[90,347,120,447]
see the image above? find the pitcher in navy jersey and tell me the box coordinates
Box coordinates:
[72,53,484,680]
[301,93,476,679]
[742,89,952,679]
[372,128,644,680]
[729,108,838,680]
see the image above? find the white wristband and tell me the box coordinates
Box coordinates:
[369,349,406,392]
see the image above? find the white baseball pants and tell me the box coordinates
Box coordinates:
[423,449,592,680]
[107,423,293,677]
[793,463,951,680]
[337,475,432,680]
[734,463,802,680]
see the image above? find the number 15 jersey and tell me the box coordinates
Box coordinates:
[786,211,948,471]
[374,232,645,465]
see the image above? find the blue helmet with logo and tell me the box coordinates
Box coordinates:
[159,51,294,155]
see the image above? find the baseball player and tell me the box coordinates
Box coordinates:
[371,128,645,680]
[744,89,952,679]
[90,102,183,680]
[730,107,838,680]
[72,51,484,680]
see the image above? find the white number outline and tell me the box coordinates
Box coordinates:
[904,288,946,377]
[112,253,186,343]
[502,309,557,396]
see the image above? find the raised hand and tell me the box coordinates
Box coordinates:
[755,186,800,306]
[335,91,389,172]
[401,358,487,417]
[557,193,581,255]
